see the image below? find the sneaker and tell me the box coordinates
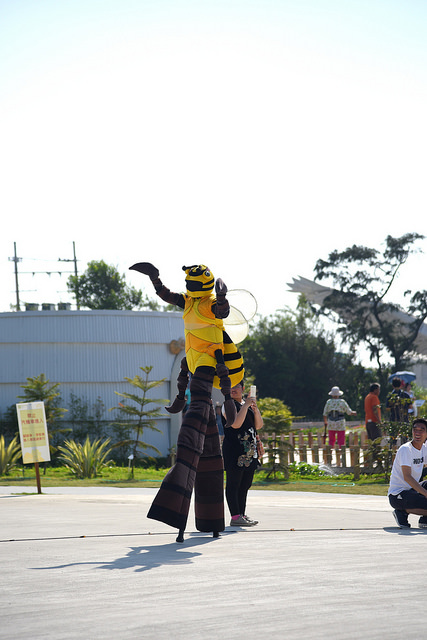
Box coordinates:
[418,516,427,529]
[393,510,411,529]
[243,515,259,525]
[230,515,255,526]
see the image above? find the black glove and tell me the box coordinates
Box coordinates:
[215,278,227,298]
[129,262,159,281]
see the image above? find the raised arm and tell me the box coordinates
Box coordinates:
[129,262,185,309]
[212,277,230,319]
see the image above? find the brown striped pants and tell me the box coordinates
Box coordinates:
[147,366,225,534]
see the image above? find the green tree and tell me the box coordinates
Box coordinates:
[67,394,107,442]
[257,397,293,435]
[314,233,427,375]
[257,397,293,479]
[411,384,427,419]
[17,374,69,452]
[0,405,19,441]
[67,260,160,310]
[241,299,370,418]
[110,366,168,476]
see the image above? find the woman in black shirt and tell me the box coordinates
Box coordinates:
[222,382,264,526]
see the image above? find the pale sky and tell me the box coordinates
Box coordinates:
[1,0,426,323]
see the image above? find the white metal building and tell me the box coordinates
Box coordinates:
[0,309,192,456]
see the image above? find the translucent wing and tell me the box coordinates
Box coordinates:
[225,307,249,344]
[226,290,258,322]
[223,290,258,344]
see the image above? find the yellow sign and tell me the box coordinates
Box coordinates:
[16,402,51,464]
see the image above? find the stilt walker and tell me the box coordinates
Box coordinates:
[129,263,244,542]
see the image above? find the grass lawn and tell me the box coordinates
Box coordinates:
[0,465,167,488]
[0,464,389,496]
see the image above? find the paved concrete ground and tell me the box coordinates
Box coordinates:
[1,486,425,640]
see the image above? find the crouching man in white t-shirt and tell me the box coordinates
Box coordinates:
[388,418,427,529]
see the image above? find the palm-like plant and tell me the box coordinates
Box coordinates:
[0,435,21,476]
[110,366,167,477]
[57,437,114,478]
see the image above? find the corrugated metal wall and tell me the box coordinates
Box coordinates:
[0,310,185,456]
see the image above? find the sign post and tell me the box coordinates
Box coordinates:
[16,402,51,494]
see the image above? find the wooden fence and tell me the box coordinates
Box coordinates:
[258,423,398,478]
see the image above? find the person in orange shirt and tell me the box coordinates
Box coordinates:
[365,383,382,440]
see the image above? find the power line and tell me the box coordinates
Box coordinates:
[19,271,75,275]
[8,242,79,310]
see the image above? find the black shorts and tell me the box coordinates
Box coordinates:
[389,481,427,511]
[366,421,381,441]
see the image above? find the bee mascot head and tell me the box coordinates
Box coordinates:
[183,265,215,298]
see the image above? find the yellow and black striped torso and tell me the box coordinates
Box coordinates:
[183,295,244,388]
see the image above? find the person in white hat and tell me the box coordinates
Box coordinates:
[323,386,356,448]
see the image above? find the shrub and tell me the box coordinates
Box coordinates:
[138,455,170,469]
[289,462,327,478]
[57,437,114,478]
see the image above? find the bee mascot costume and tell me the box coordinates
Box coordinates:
[129,262,244,542]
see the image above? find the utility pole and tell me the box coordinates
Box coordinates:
[8,242,22,310]
[73,241,80,309]
[59,241,79,309]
